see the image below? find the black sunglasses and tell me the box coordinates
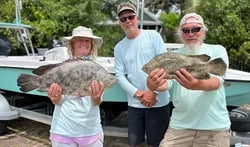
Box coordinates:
[181,27,202,34]
[119,15,136,23]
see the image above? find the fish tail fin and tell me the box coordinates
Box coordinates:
[17,74,40,92]
[207,58,227,76]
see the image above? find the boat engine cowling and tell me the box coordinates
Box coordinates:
[0,94,19,120]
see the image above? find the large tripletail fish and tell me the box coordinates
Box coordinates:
[142,52,227,79]
[17,59,118,96]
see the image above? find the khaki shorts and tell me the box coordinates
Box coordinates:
[159,127,231,147]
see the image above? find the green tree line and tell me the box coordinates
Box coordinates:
[1,0,250,71]
[0,0,123,56]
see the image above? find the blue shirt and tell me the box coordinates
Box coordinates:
[114,29,170,108]
[168,43,231,130]
[50,95,102,137]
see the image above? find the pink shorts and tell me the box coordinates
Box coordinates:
[50,132,103,147]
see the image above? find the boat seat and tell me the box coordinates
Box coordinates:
[44,46,69,62]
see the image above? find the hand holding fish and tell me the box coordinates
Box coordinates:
[48,81,105,105]
[48,83,63,105]
[174,68,200,89]
[175,68,221,91]
[90,81,104,105]
[147,68,168,91]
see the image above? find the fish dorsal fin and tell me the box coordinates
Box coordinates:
[32,58,83,75]
[188,54,210,62]
[32,63,63,75]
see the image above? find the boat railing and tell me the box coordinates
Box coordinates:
[165,43,183,52]
[0,0,35,56]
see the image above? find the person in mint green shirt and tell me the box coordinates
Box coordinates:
[147,13,231,147]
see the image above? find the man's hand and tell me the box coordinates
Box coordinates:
[175,68,220,91]
[147,68,167,91]
[174,68,199,89]
[141,90,157,108]
[135,90,157,108]
[134,90,144,99]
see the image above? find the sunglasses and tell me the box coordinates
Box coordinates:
[181,27,202,34]
[119,15,136,23]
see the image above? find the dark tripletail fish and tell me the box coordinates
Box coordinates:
[142,52,227,79]
[17,59,118,96]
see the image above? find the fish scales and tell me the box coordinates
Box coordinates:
[17,59,117,96]
[142,52,226,79]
